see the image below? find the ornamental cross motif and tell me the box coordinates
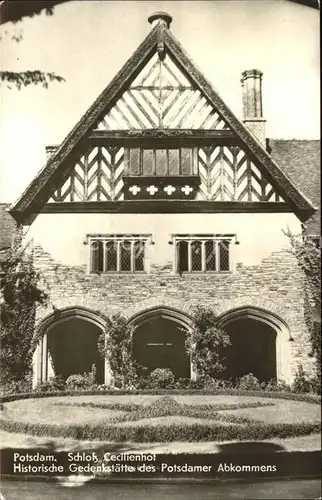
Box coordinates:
[129,185,141,195]
[146,185,158,196]
[181,185,193,196]
[164,185,176,196]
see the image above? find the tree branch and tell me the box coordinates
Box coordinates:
[0,0,71,25]
[0,70,65,89]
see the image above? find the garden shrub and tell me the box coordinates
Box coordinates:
[34,375,65,392]
[292,364,315,394]
[237,373,261,391]
[148,368,175,389]
[0,374,32,395]
[65,372,97,390]
[201,376,234,390]
[263,378,292,392]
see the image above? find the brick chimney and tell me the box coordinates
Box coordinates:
[241,69,266,146]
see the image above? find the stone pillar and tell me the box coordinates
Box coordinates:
[190,359,197,381]
[32,341,42,389]
[241,69,266,146]
[276,327,292,383]
[103,331,113,386]
[47,351,55,379]
[189,334,197,380]
[104,359,113,387]
[41,333,48,382]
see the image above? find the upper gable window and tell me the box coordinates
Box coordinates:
[125,147,198,177]
[88,235,151,273]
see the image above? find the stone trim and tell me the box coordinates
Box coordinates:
[35,306,109,337]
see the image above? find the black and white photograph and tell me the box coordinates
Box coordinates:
[0,0,320,498]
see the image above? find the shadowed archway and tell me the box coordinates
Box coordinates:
[33,307,108,386]
[129,307,193,379]
[219,306,290,382]
[47,317,104,383]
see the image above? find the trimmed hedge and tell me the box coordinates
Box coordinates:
[1,389,320,404]
[54,399,274,412]
[53,398,274,424]
[0,416,320,442]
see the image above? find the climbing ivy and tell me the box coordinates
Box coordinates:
[97,313,146,388]
[0,230,48,386]
[285,228,321,381]
[185,305,231,380]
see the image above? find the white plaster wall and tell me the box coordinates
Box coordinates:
[24,212,302,267]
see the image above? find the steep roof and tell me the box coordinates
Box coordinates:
[9,12,316,223]
[269,139,320,235]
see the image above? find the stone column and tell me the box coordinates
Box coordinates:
[103,331,113,386]
[41,333,48,382]
[32,341,42,389]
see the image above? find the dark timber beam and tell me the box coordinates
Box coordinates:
[88,129,236,146]
[39,201,292,214]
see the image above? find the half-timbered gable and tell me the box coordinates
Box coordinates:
[10,13,313,221]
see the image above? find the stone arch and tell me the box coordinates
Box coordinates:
[123,296,195,320]
[35,306,109,338]
[214,297,292,327]
[32,307,109,388]
[128,305,193,329]
[218,305,292,383]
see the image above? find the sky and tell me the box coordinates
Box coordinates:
[0,0,319,203]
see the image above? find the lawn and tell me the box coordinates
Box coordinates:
[0,394,320,442]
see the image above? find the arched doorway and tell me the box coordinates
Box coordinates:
[33,308,107,387]
[47,317,104,383]
[131,308,192,379]
[220,307,290,383]
[223,318,276,381]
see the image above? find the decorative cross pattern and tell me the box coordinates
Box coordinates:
[94,52,229,131]
[164,185,176,195]
[129,185,141,195]
[181,185,193,196]
[146,185,158,195]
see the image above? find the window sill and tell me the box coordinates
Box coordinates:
[174,271,232,275]
[89,271,146,275]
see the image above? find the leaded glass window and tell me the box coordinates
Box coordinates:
[174,235,234,274]
[89,235,150,273]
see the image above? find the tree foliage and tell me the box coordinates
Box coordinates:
[0,71,65,90]
[0,231,47,384]
[0,1,69,89]
[0,1,70,25]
